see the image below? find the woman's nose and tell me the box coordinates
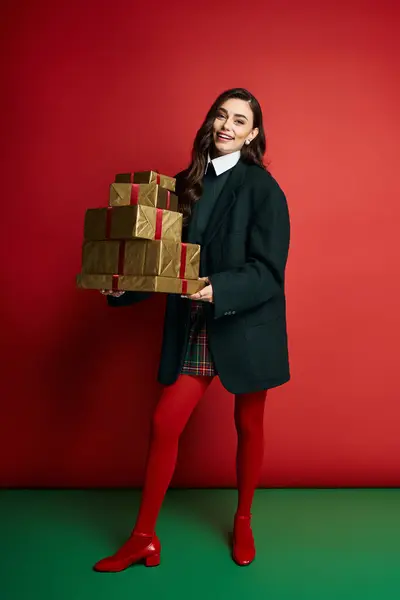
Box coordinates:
[222,119,233,130]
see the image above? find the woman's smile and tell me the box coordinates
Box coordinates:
[217,131,234,142]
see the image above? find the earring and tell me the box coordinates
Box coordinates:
[245,140,251,145]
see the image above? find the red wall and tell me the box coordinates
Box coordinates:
[1,0,399,487]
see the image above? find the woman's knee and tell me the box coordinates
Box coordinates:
[234,393,266,437]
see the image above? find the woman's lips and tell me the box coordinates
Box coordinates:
[217,132,234,142]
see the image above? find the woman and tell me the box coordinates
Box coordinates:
[94,88,290,571]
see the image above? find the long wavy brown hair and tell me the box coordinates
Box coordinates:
[179,88,267,223]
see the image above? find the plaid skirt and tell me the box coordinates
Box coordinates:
[180,300,217,377]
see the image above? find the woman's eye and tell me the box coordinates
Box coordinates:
[235,120,245,125]
[216,114,225,119]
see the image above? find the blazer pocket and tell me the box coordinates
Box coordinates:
[244,318,285,342]
[245,311,285,329]
[244,319,288,376]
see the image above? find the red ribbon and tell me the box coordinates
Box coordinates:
[155,209,163,240]
[129,184,140,205]
[179,243,187,279]
[178,244,188,294]
[112,274,119,291]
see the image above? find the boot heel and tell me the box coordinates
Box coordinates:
[145,553,160,567]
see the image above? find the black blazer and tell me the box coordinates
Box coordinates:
[109,160,291,394]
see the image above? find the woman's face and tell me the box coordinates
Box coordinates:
[212,98,259,156]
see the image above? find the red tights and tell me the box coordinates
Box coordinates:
[134,375,267,534]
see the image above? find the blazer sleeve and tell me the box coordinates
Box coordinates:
[209,182,290,319]
[107,291,152,307]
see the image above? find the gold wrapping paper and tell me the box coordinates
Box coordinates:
[84,206,182,242]
[81,239,200,280]
[81,240,120,274]
[76,273,205,295]
[115,170,176,193]
[109,183,178,212]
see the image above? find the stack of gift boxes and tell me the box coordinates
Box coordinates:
[76,171,204,295]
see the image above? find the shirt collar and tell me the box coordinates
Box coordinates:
[206,150,241,176]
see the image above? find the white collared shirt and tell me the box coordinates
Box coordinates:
[206,150,241,176]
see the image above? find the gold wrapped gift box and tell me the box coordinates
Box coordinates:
[84,205,182,242]
[109,183,178,212]
[115,170,176,193]
[76,273,205,295]
[82,239,200,280]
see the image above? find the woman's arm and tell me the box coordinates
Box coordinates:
[209,182,290,319]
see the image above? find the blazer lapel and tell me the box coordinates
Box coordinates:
[200,160,247,248]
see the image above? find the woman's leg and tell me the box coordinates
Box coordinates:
[232,389,267,565]
[134,374,213,533]
[94,374,213,571]
[234,389,267,515]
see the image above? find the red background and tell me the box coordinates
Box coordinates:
[1,0,399,488]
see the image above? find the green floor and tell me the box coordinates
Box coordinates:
[1,489,400,599]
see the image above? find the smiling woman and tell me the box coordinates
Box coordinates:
[178,89,266,225]
[213,102,259,155]
[96,88,291,572]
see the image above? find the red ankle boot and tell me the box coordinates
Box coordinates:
[232,514,255,566]
[93,531,161,572]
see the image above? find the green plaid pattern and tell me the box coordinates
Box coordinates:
[180,301,216,377]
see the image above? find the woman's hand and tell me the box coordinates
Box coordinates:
[187,277,213,303]
[100,289,126,298]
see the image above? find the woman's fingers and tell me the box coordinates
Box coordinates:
[188,284,213,302]
[100,289,125,297]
